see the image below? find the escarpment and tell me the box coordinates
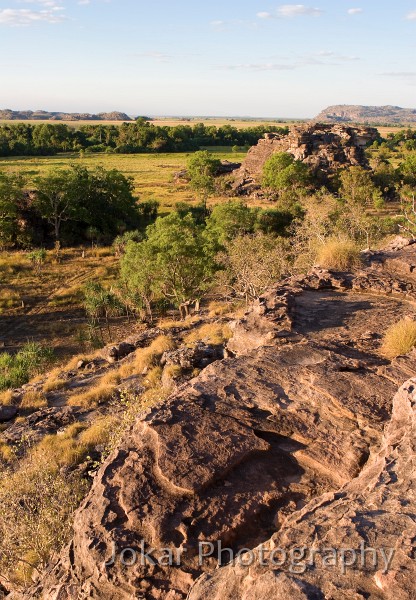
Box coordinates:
[17,240,416,600]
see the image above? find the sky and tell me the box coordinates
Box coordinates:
[1,0,416,117]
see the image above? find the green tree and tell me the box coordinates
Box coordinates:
[33,169,82,241]
[186,151,221,204]
[262,152,310,193]
[339,166,383,208]
[0,172,25,249]
[120,239,159,321]
[121,213,215,319]
[205,201,258,249]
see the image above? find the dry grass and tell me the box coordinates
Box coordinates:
[63,353,95,371]
[0,390,13,406]
[20,390,48,411]
[158,315,199,330]
[79,415,118,448]
[184,322,232,346]
[119,335,175,378]
[0,441,14,463]
[42,368,67,393]
[381,318,416,359]
[67,370,121,407]
[316,238,361,271]
[207,300,245,317]
[143,366,163,388]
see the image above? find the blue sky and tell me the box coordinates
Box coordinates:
[1,0,416,117]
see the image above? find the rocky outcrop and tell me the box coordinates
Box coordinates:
[189,377,416,600]
[233,123,379,194]
[24,254,416,600]
[315,104,416,125]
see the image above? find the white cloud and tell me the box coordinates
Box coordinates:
[15,0,63,7]
[78,0,91,5]
[347,8,363,15]
[406,10,416,20]
[210,19,225,26]
[0,7,66,25]
[133,51,171,63]
[256,4,322,19]
[220,62,297,71]
[277,4,322,17]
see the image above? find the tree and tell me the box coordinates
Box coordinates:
[120,239,159,321]
[33,165,139,242]
[186,151,221,204]
[33,169,82,241]
[0,171,25,249]
[339,166,383,208]
[205,201,258,249]
[217,233,289,302]
[400,152,416,186]
[262,152,311,193]
[147,213,215,317]
[83,281,123,342]
[338,167,384,247]
[121,213,215,319]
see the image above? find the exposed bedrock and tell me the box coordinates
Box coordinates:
[24,244,416,600]
[233,122,379,194]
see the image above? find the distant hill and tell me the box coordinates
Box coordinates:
[0,109,132,122]
[315,105,416,125]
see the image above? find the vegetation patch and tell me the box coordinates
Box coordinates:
[381,318,416,359]
[184,322,232,346]
[316,238,362,271]
[0,343,54,392]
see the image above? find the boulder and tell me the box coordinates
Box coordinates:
[0,405,17,422]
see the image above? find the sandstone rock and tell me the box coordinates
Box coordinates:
[26,268,416,599]
[0,405,17,422]
[233,123,379,195]
[189,377,416,600]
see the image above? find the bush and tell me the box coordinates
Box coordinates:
[0,343,54,391]
[381,318,416,359]
[316,238,361,271]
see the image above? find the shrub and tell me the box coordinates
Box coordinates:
[0,343,54,391]
[0,458,88,585]
[381,318,416,359]
[316,238,361,271]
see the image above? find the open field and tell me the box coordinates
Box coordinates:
[0,117,302,129]
[0,148,250,210]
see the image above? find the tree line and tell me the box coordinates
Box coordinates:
[0,165,157,248]
[0,121,288,157]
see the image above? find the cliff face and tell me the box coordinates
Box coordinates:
[23,241,416,600]
[233,123,378,194]
[315,104,416,124]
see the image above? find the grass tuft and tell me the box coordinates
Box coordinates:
[20,390,48,411]
[184,322,232,346]
[316,237,361,271]
[381,318,416,359]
